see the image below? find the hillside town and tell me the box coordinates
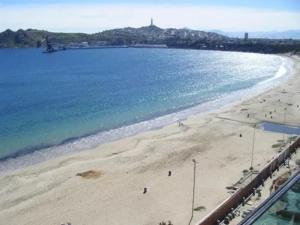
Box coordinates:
[1,19,300,54]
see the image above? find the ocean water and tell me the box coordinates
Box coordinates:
[0,48,292,172]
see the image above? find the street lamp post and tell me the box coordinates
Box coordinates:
[188,159,197,225]
[250,123,256,172]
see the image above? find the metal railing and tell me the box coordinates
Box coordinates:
[196,137,300,225]
[238,170,300,225]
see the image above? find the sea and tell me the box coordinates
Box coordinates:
[0,48,293,174]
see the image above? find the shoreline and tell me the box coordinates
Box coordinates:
[0,54,293,176]
[0,54,299,225]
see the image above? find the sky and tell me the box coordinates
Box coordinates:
[0,0,300,33]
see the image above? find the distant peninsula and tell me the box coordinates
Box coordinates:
[1,24,300,54]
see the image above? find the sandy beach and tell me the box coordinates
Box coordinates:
[0,54,300,225]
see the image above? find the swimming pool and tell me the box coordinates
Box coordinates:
[261,122,300,136]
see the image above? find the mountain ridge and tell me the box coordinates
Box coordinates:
[1,26,300,54]
[0,26,228,48]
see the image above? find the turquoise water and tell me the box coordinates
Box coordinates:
[0,48,288,163]
[253,178,300,225]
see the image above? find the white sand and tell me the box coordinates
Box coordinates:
[0,55,300,225]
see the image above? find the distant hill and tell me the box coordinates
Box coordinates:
[211,30,300,40]
[0,26,228,48]
[0,29,96,48]
[1,26,300,54]
[97,25,228,45]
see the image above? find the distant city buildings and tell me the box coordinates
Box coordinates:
[244,32,249,41]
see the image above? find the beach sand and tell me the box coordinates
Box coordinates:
[0,55,300,225]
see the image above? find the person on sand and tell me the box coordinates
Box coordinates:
[177,120,184,127]
[143,187,147,194]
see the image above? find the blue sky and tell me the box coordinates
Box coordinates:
[0,0,300,32]
[1,0,300,10]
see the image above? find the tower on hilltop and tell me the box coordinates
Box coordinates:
[150,18,154,26]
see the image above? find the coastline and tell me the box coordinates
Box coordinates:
[0,54,293,175]
[0,54,299,225]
